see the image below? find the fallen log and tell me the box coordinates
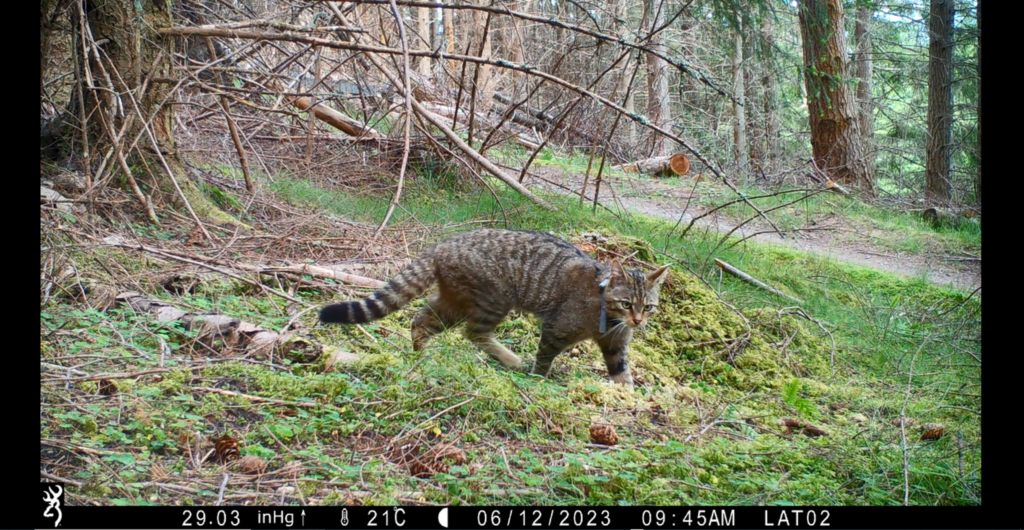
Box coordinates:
[292,96,382,139]
[714,259,803,304]
[920,207,979,227]
[614,154,690,177]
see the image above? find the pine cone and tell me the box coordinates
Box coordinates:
[589,423,619,445]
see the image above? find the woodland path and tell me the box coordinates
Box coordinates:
[524,166,980,293]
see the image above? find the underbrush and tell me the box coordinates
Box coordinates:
[40,173,980,506]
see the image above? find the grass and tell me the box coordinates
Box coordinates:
[40,171,980,506]
[492,142,981,259]
[651,174,981,257]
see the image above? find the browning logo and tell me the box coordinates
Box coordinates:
[42,483,63,527]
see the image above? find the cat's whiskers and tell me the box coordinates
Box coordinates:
[607,320,629,342]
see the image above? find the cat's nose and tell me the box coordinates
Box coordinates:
[632,316,642,325]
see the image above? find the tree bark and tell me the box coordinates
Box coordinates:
[732,23,748,177]
[761,16,779,173]
[443,5,455,56]
[854,4,876,181]
[976,0,981,208]
[925,0,954,204]
[416,5,431,76]
[615,0,636,145]
[470,0,495,113]
[797,0,874,194]
[41,0,73,96]
[645,0,672,157]
[77,0,232,224]
[509,0,526,66]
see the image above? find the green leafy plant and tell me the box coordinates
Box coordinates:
[782,379,818,418]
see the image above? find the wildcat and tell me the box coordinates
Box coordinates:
[319,229,670,386]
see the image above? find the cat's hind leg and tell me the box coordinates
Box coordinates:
[411,294,463,351]
[463,306,520,368]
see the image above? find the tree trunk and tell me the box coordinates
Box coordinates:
[79,0,231,223]
[509,0,526,66]
[925,0,954,204]
[416,5,431,76]
[976,0,981,208]
[470,0,495,113]
[41,0,73,96]
[645,0,672,157]
[614,0,636,145]
[797,0,874,194]
[444,6,455,54]
[732,23,748,177]
[854,4,876,180]
[761,16,779,173]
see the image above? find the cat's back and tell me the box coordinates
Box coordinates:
[433,229,585,266]
[432,229,596,300]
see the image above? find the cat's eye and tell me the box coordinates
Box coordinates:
[645,304,656,312]
[621,302,632,309]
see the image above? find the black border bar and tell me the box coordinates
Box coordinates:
[32,504,994,530]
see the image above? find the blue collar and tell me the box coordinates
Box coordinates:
[598,277,610,333]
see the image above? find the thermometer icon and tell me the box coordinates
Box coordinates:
[341,508,349,526]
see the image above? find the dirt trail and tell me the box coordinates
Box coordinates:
[525,167,980,293]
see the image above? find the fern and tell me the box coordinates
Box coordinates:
[782,379,818,418]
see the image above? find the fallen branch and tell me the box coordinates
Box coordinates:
[254,263,386,289]
[320,0,736,103]
[714,259,803,304]
[160,22,759,222]
[321,3,554,211]
[805,168,850,196]
[109,242,309,305]
[194,387,321,407]
[422,102,540,150]
[42,368,171,383]
[492,92,599,145]
[292,96,382,139]
[113,289,320,362]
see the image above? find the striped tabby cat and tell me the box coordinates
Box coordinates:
[319,229,670,386]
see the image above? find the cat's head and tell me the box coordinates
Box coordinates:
[603,260,671,328]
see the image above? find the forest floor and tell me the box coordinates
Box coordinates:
[524,164,981,293]
[40,152,981,507]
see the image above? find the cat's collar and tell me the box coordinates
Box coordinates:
[598,276,610,333]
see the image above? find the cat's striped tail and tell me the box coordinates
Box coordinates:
[319,256,436,324]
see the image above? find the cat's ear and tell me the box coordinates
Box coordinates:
[609,260,627,284]
[646,265,670,288]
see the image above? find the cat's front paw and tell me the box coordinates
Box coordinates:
[610,371,634,388]
[530,363,551,377]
